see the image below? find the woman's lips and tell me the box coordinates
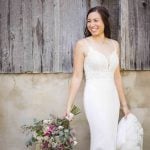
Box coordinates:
[90,28,98,32]
[89,27,99,32]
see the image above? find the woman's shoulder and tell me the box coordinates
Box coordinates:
[75,38,89,50]
[74,38,89,55]
[109,38,119,46]
[108,38,120,53]
[76,37,89,45]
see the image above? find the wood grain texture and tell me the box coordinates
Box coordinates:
[0,0,89,73]
[32,0,43,72]
[120,0,150,70]
[0,0,11,72]
[42,0,54,73]
[59,0,88,72]
[0,0,149,73]
[9,0,24,73]
[22,0,33,73]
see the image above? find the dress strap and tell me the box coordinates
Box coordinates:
[111,40,117,53]
[84,38,93,53]
[111,39,119,57]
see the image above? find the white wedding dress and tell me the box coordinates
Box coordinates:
[83,38,120,150]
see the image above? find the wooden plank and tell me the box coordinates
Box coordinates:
[120,0,130,70]
[90,0,103,7]
[0,0,11,72]
[22,0,33,73]
[9,0,24,73]
[128,0,142,70]
[31,0,43,72]
[135,0,150,70]
[145,0,150,69]
[59,0,89,73]
[53,0,60,72]
[42,0,54,73]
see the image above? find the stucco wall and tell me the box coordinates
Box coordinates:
[0,72,149,150]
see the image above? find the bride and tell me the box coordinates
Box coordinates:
[65,6,130,150]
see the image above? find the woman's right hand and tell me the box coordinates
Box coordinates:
[122,105,130,119]
[64,109,74,121]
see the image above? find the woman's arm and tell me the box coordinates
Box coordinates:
[66,40,85,115]
[114,41,130,117]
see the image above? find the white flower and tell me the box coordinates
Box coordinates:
[43,119,53,124]
[52,142,57,148]
[44,136,49,141]
[73,141,78,145]
[37,136,43,142]
[43,126,49,133]
[58,126,64,130]
[65,113,74,121]
[33,132,37,138]
[43,120,49,124]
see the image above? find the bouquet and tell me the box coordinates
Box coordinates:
[21,105,80,150]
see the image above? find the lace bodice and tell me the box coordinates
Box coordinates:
[83,39,119,80]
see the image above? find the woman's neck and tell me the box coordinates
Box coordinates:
[91,33,107,43]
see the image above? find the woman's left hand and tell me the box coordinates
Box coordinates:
[122,105,130,118]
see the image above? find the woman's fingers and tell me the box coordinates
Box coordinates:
[124,111,130,119]
[65,113,74,121]
[122,105,131,119]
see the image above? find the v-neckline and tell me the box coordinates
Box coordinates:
[85,38,116,70]
[91,48,116,61]
[89,47,116,70]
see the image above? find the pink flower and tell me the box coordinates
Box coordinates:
[44,124,56,136]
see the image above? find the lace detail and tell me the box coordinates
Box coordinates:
[84,39,119,80]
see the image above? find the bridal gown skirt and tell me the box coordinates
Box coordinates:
[83,76,120,150]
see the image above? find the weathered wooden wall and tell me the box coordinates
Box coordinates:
[120,0,150,70]
[0,0,149,73]
[0,0,88,73]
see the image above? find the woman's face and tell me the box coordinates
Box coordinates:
[87,11,105,36]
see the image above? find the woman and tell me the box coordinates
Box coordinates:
[65,6,130,150]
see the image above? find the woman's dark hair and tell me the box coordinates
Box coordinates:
[84,6,111,38]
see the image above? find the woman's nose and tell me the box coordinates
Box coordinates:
[89,22,95,27]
